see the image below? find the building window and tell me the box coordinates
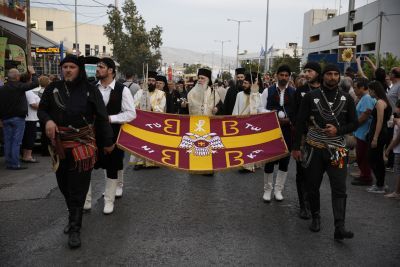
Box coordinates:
[94,45,99,56]
[309,34,320,43]
[46,21,53,31]
[103,46,106,54]
[327,13,335,19]
[73,43,80,52]
[85,44,90,56]
[356,45,361,53]
[363,42,376,52]
[331,49,339,54]
[332,27,345,36]
[353,22,363,31]
[320,50,330,54]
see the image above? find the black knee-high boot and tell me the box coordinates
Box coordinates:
[332,196,354,241]
[308,192,321,232]
[68,207,83,248]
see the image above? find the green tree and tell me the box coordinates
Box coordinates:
[271,54,301,75]
[362,53,400,79]
[221,71,232,81]
[104,0,163,76]
[184,64,201,74]
[240,60,264,75]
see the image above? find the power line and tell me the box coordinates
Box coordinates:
[51,15,106,29]
[91,0,109,7]
[31,1,108,8]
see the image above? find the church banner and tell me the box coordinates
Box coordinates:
[117,110,289,172]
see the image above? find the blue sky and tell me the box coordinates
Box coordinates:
[32,0,373,56]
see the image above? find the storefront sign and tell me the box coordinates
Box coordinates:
[34,47,60,54]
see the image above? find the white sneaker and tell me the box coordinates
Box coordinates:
[367,185,386,193]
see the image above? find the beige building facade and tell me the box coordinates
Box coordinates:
[30,7,112,57]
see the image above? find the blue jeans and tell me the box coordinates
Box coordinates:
[2,117,25,168]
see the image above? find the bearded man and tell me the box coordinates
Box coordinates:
[38,55,114,249]
[223,67,246,115]
[292,61,321,220]
[232,72,265,173]
[187,68,223,116]
[292,64,358,241]
[130,71,166,169]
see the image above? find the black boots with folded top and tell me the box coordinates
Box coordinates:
[308,196,354,241]
[332,197,354,241]
[309,213,321,232]
[67,207,83,249]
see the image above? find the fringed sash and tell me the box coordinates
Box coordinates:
[51,126,97,172]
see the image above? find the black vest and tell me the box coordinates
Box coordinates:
[103,81,124,142]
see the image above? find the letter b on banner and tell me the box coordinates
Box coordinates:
[161,149,179,167]
[225,151,244,167]
[222,121,239,136]
[164,119,181,135]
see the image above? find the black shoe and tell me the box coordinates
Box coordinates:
[68,231,81,248]
[351,179,372,186]
[63,223,71,234]
[299,208,311,220]
[133,165,142,171]
[238,169,255,174]
[309,217,321,232]
[334,227,354,241]
[6,166,27,170]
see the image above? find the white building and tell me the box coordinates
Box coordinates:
[238,43,302,71]
[302,0,400,62]
[30,7,112,57]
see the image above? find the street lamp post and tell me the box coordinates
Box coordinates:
[227,18,251,68]
[215,40,231,74]
[264,0,270,73]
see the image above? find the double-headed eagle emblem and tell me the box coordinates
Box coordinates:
[178,133,224,156]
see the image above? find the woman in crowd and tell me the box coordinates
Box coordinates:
[367,81,392,193]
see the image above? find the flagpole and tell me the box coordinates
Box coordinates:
[263,0,270,73]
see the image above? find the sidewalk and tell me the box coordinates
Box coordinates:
[0,155,57,201]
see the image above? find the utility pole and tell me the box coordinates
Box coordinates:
[376,11,384,67]
[74,0,78,55]
[344,0,355,71]
[263,0,270,73]
[227,18,251,68]
[26,0,32,66]
[115,0,118,9]
[215,40,231,74]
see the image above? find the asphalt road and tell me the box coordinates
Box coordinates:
[0,155,399,266]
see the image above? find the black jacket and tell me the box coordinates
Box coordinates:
[38,80,114,147]
[0,75,39,119]
[293,86,358,150]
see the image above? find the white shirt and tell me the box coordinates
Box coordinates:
[25,90,41,121]
[261,88,269,111]
[232,91,265,115]
[97,79,136,124]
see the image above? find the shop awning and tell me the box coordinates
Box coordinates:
[0,18,58,48]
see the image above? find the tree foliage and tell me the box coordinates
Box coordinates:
[271,54,301,75]
[221,71,232,81]
[184,64,201,74]
[104,0,163,77]
[362,53,400,79]
[240,60,264,75]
